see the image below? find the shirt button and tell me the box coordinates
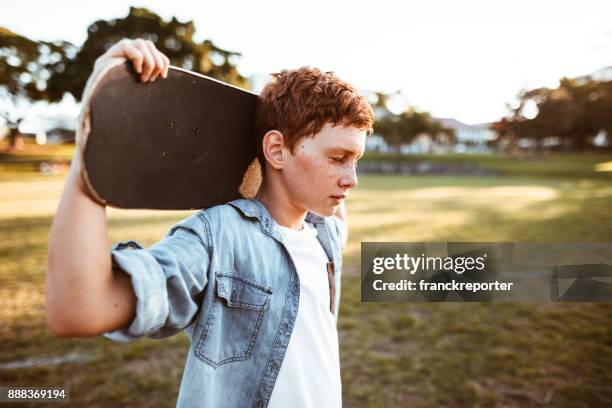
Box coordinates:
[281,323,288,333]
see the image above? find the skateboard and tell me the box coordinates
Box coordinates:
[80,61,260,210]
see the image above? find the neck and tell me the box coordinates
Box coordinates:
[255,177,307,230]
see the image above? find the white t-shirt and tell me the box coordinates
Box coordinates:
[267,221,342,408]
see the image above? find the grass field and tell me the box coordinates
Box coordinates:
[1,145,611,407]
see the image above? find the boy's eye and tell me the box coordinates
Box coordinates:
[331,157,344,162]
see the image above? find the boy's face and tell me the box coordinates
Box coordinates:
[281,123,366,217]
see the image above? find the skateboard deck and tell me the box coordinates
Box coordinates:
[81,62,259,210]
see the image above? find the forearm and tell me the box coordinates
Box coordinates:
[45,158,135,336]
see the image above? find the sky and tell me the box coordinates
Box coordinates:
[2,0,612,126]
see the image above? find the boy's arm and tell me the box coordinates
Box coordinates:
[46,154,136,336]
[45,39,170,337]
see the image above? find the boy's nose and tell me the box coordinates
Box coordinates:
[340,167,358,189]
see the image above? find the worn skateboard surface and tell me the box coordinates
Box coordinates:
[83,62,258,209]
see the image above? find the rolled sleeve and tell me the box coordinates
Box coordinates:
[104,212,211,343]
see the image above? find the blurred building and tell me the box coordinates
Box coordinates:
[437,118,496,153]
[365,117,496,154]
[365,134,391,153]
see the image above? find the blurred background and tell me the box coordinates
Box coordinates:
[1,1,611,406]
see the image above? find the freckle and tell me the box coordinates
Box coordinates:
[114,303,119,308]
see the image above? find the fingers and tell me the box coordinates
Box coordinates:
[133,40,155,82]
[145,40,166,81]
[161,54,170,79]
[121,42,144,74]
[105,38,170,82]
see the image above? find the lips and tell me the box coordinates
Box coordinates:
[330,194,347,200]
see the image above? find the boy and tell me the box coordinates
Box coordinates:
[46,38,374,407]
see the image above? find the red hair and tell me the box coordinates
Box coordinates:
[254,67,374,170]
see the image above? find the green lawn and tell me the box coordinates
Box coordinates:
[341,175,612,407]
[363,151,612,179]
[1,148,611,407]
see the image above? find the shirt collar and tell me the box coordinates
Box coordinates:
[228,198,326,229]
[228,198,335,263]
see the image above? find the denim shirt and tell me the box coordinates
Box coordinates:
[103,198,347,408]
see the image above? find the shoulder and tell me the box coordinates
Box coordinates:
[194,200,262,240]
[158,204,242,244]
[197,200,255,225]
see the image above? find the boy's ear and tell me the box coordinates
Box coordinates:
[261,130,285,170]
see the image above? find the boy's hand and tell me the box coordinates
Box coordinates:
[99,38,170,82]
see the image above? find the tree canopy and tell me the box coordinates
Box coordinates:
[50,7,248,102]
[374,94,455,151]
[0,27,76,117]
[492,77,612,150]
[0,7,248,121]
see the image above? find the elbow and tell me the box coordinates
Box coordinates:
[45,275,105,338]
[46,309,105,338]
[46,303,104,337]
[45,259,128,338]
[46,313,75,337]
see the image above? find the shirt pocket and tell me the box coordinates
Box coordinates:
[195,271,272,368]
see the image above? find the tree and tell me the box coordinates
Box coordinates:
[493,77,612,152]
[588,80,612,145]
[0,27,76,148]
[1,7,248,149]
[49,7,248,103]
[375,103,455,152]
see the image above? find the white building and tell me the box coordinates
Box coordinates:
[436,118,496,152]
